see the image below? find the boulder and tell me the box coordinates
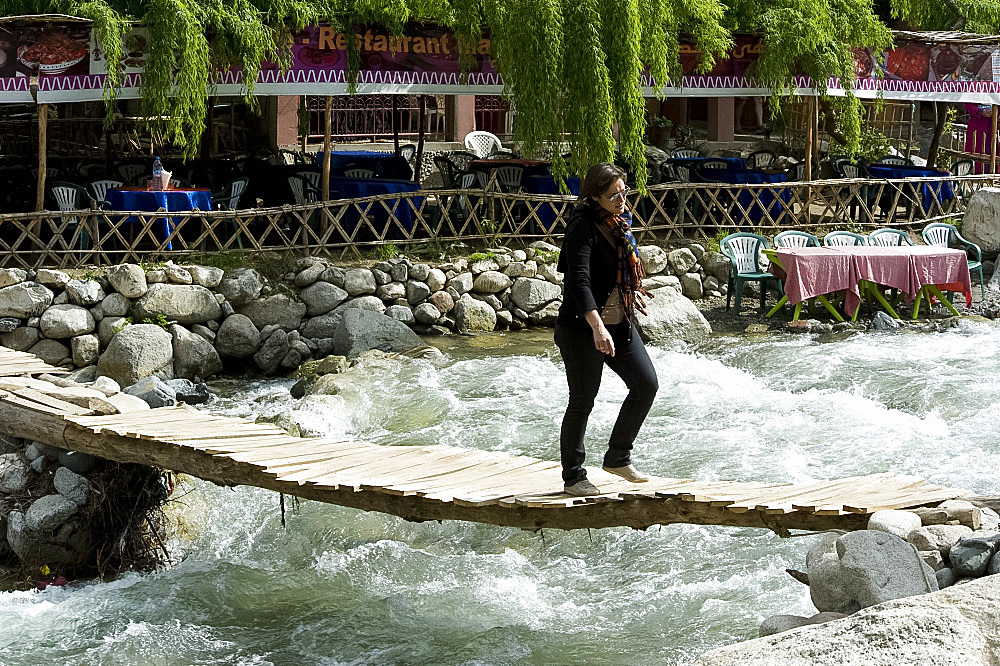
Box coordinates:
[106,264,148,298]
[254,329,290,374]
[0,317,17,333]
[123,376,177,408]
[25,494,78,532]
[428,290,454,314]
[0,268,27,288]
[410,263,430,281]
[7,509,91,566]
[413,302,442,324]
[950,535,1000,577]
[806,533,857,613]
[35,269,71,289]
[97,323,174,386]
[0,326,39,351]
[0,282,54,318]
[163,378,210,405]
[406,280,432,305]
[667,247,698,274]
[454,293,497,332]
[217,268,263,306]
[39,304,95,338]
[385,304,415,324]
[692,576,1000,666]
[426,268,446,292]
[473,271,513,293]
[637,245,669,274]
[300,281,349,316]
[133,283,222,324]
[65,278,104,306]
[301,296,385,338]
[836,530,938,609]
[344,268,377,296]
[294,263,326,287]
[71,334,100,367]
[186,265,224,288]
[100,293,130,317]
[679,272,704,300]
[701,251,731,282]
[634,286,712,345]
[171,324,223,380]
[333,309,424,359]
[53,467,91,506]
[28,339,70,365]
[215,314,260,358]
[907,524,973,556]
[867,510,922,539]
[375,282,406,301]
[237,294,306,330]
[0,453,30,493]
[97,316,126,348]
[446,272,474,295]
[962,187,1000,256]
[510,277,562,313]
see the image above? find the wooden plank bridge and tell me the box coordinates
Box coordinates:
[0,346,965,535]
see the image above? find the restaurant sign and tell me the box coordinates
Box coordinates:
[0,21,998,104]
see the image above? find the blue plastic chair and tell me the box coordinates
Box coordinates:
[720,232,779,312]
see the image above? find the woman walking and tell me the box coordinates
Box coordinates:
[555,163,659,497]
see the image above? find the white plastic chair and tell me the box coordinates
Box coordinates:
[823,231,867,246]
[671,149,701,158]
[87,179,123,208]
[867,228,913,246]
[464,131,509,159]
[344,168,375,179]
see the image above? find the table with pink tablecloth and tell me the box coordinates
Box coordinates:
[776,246,972,316]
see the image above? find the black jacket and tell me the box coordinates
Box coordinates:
[556,201,620,331]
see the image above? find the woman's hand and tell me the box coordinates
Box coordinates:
[592,325,615,357]
[584,310,615,356]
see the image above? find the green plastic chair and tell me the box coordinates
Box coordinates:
[868,228,914,246]
[823,230,867,247]
[922,222,985,301]
[774,230,820,248]
[720,232,779,312]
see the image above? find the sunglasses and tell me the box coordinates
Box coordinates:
[607,187,629,204]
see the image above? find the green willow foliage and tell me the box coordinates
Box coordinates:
[0,0,943,177]
[890,0,1000,33]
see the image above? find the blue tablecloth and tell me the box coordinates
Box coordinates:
[522,175,581,231]
[315,151,413,180]
[866,165,954,214]
[695,169,791,224]
[105,188,213,249]
[328,177,423,237]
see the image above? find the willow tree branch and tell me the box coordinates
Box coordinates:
[818,98,848,145]
[941,0,968,30]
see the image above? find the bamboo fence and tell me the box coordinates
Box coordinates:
[0,173,994,269]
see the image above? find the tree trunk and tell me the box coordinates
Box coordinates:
[414,95,426,185]
[927,102,947,169]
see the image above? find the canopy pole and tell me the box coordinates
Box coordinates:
[321,95,332,201]
[804,97,814,182]
[392,95,400,155]
[992,105,998,182]
[35,103,48,212]
[414,95,426,185]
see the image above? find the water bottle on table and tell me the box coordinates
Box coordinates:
[151,156,163,191]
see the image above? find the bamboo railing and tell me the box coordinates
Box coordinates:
[0,174,994,269]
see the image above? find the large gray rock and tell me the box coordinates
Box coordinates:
[679,272,704,300]
[701,251,731,283]
[454,293,497,332]
[301,296,385,338]
[186,265,224,288]
[7,508,91,566]
[0,453,30,493]
[837,530,938,609]
[950,535,1000,577]
[0,268,27,289]
[962,188,1000,256]
[413,302,442,324]
[215,314,260,358]
[237,294,306,330]
[97,316,126,348]
[0,326,39,351]
[868,510,922,540]
[53,467,91,506]
[254,329,290,374]
[171,324,223,380]
[28,339,70,365]
[510,277,562,313]
[25,494,78,532]
[667,247,698,275]
[637,245,669,274]
[693,576,1000,666]
[106,264,148,298]
[100,293,130,317]
[807,533,856,613]
[907,524,973,556]
[333,309,424,359]
[97,323,174,386]
[133,284,221,325]
[217,268,263,307]
[300,281,349,316]
[71,334,100,367]
[344,268,377,296]
[123,376,177,408]
[35,269,70,289]
[634,286,711,345]
[447,272,474,295]
[473,271,513,293]
[163,378,209,405]
[65,279,104,306]
[39,304,95,338]
[0,282,54,318]
[405,280,432,304]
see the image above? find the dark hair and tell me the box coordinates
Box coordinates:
[578,162,628,203]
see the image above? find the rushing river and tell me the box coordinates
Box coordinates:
[2,321,1000,665]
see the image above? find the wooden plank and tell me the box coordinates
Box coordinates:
[376,452,528,496]
[275,446,420,484]
[842,484,963,514]
[0,393,71,416]
[303,448,473,489]
[790,474,906,512]
[11,387,93,415]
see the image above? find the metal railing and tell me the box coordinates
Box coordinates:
[0,174,993,269]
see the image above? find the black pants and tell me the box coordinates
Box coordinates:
[554,322,659,485]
